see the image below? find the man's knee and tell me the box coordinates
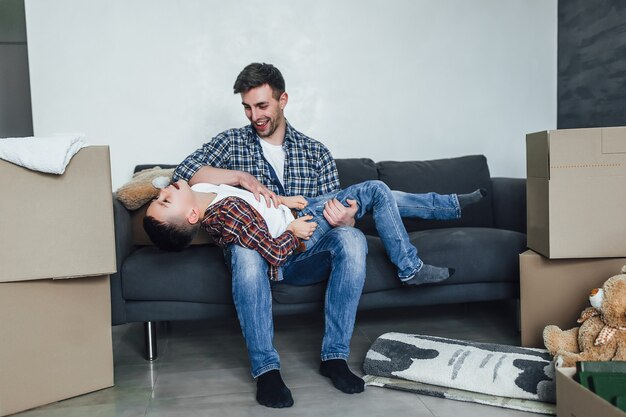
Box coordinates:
[326,227,367,287]
[228,245,268,284]
[330,227,368,260]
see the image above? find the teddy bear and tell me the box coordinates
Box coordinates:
[114,166,174,210]
[543,266,626,367]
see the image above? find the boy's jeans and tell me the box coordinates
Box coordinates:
[300,180,460,279]
[226,180,459,378]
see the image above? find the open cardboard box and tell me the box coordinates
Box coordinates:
[0,146,116,280]
[556,367,626,417]
[526,126,626,259]
[0,147,116,416]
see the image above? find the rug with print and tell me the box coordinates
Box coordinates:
[363,333,556,415]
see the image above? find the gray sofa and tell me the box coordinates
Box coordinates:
[110,155,527,359]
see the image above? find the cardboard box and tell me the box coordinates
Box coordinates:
[0,146,116,415]
[0,275,114,416]
[0,146,116,281]
[526,126,626,258]
[556,367,626,417]
[519,250,626,348]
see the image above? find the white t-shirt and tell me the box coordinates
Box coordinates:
[191,183,295,238]
[259,138,286,185]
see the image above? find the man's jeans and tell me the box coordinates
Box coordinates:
[300,180,460,279]
[225,180,459,378]
[225,227,367,378]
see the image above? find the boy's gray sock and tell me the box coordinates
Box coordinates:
[457,188,487,209]
[402,264,455,286]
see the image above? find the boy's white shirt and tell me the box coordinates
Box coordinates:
[191,183,295,238]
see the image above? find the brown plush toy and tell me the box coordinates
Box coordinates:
[114,166,174,210]
[543,266,626,367]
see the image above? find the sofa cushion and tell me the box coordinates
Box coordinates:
[271,228,526,304]
[376,155,494,232]
[122,245,232,304]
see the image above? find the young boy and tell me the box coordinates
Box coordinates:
[144,179,485,285]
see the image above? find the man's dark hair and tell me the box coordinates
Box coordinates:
[143,215,198,251]
[233,63,285,99]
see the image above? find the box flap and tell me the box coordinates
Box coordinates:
[602,126,626,154]
[556,367,626,417]
[526,179,550,257]
[526,131,550,179]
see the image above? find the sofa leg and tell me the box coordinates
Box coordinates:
[144,321,158,361]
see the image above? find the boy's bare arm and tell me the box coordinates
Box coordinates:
[278,195,308,209]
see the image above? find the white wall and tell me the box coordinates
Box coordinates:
[25,0,557,189]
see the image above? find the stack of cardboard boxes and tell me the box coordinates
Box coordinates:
[521,126,626,417]
[0,147,117,416]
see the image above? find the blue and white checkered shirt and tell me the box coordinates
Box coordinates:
[173,122,341,197]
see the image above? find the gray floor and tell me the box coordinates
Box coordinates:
[15,301,541,416]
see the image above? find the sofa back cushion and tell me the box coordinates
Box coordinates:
[133,155,493,240]
[334,158,379,187]
[375,155,494,232]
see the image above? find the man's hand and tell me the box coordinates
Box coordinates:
[323,198,358,227]
[279,196,308,210]
[239,172,280,207]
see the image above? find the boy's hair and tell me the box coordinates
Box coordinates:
[143,215,198,251]
[233,63,285,99]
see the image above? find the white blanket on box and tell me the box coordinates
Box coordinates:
[0,135,88,174]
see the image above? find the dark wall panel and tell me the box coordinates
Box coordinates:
[558,0,626,129]
[0,0,33,137]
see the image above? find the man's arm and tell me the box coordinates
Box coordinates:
[174,134,279,207]
[187,166,241,186]
[172,135,231,182]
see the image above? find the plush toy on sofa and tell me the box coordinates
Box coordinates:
[114,166,174,210]
[543,266,626,367]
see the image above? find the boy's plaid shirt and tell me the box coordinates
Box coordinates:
[201,196,299,281]
[172,122,341,197]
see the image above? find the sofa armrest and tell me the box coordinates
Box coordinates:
[491,177,526,234]
[110,196,135,325]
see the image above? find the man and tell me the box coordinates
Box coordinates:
[172,63,453,408]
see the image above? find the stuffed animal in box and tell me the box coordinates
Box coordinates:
[114,166,174,210]
[543,266,626,367]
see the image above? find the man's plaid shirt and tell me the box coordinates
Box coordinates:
[172,122,341,197]
[201,196,299,281]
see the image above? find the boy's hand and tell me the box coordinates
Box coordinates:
[286,215,317,239]
[279,195,308,210]
[323,198,358,227]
